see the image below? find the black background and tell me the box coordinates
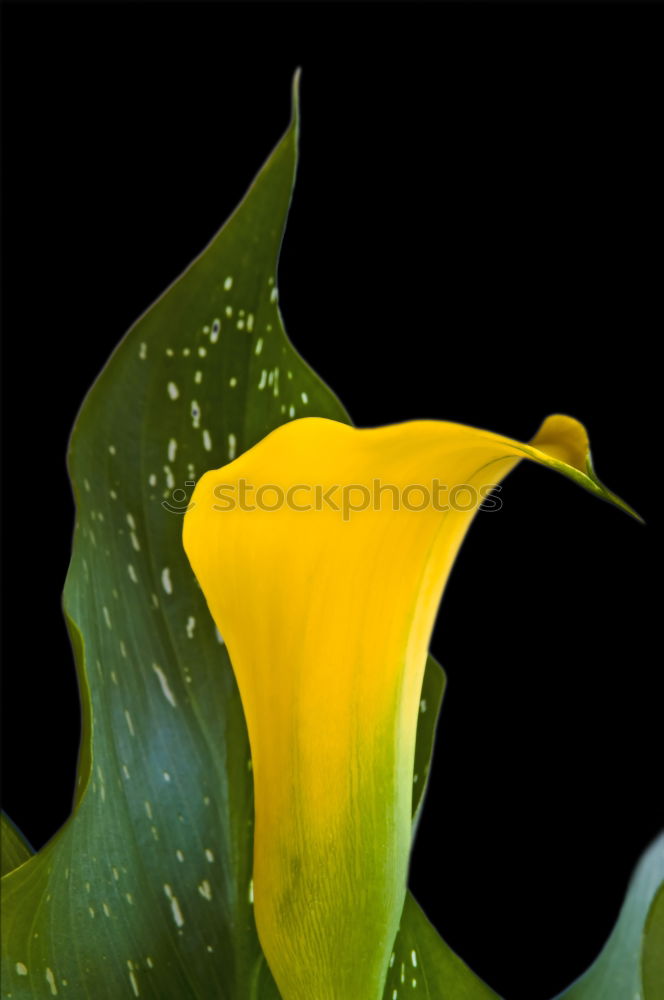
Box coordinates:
[1,3,662,999]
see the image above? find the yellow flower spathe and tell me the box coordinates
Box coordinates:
[183,414,635,1000]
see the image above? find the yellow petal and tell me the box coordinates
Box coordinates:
[182,414,636,1000]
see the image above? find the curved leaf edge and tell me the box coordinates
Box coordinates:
[552,832,664,1000]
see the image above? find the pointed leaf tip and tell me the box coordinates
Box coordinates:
[1,76,348,1000]
[291,68,301,132]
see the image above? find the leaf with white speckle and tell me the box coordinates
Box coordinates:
[1,73,448,1000]
[1,73,323,1000]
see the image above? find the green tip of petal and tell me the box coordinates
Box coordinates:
[291,67,301,129]
[523,414,643,524]
[584,453,645,524]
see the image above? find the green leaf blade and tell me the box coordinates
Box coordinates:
[643,880,664,1000]
[383,893,501,1000]
[555,834,664,1000]
[2,79,319,1000]
[411,657,446,837]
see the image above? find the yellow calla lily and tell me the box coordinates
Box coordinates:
[182,414,637,1000]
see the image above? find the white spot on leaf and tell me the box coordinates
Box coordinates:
[152,663,177,707]
[198,880,212,901]
[128,963,140,996]
[124,710,135,737]
[163,884,184,927]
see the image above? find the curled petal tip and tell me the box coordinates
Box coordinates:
[528,413,643,523]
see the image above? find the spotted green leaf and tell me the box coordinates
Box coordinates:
[385,894,499,1000]
[412,658,445,839]
[0,74,469,1000]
